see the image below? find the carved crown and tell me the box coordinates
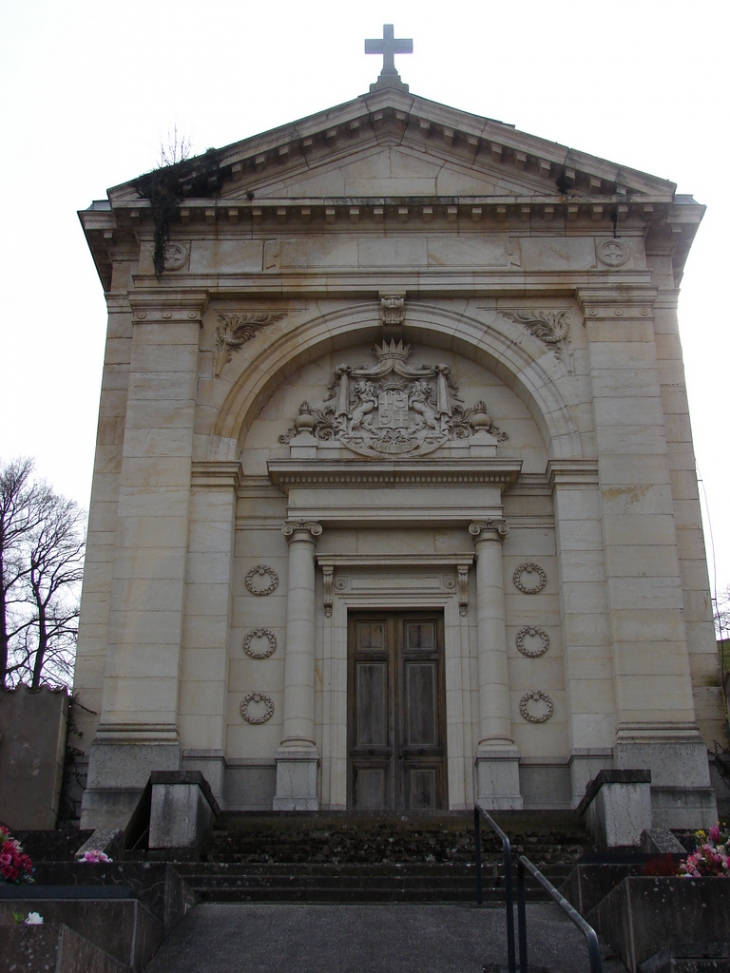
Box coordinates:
[374,339,410,363]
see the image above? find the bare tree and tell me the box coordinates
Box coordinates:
[158,124,193,168]
[0,459,85,688]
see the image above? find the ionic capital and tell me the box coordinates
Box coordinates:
[282,520,323,542]
[469,519,509,542]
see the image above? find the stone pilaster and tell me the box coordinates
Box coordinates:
[81,291,207,830]
[578,288,716,827]
[178,461,242,803]
[547,461,615,805]
[273,520,322,810]
[469,519,523,810]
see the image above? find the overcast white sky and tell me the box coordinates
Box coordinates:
[1,1,727,595]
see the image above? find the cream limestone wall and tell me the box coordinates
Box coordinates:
[75,85,724,826]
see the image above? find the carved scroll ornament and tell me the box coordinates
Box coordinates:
[501,310,572,371]
[323,566,334,618]
[214,313,286,376]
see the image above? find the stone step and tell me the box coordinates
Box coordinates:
[176,862,574,877]
[203,810,592,867]
[175,861,571,903]
[193,886,551,904]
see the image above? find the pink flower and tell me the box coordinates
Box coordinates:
[79,849,112,863]
[710,826,722,843]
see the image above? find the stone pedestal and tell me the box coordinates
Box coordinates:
[470,520,523,810]
[577,769,653,849]
[273,521,322,811]
[614,723,717,828]
[148,771,219,855]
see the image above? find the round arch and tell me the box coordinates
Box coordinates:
[209,303,583,461]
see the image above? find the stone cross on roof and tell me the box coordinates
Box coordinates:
[365,24,413,92]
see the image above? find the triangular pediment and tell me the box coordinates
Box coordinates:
[108,88,678,204]
[227,142,561,200]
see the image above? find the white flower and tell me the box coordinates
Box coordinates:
[24,912,44,925]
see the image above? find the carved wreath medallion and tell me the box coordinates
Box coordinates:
[516,626,550,658]
[245,565,279,596]
[163,242,189,271]
[240,693,275,725]
[512,563,547,594]
[243,628,277,659]
[596,238,629,267]
[519,691,554,724]
[279,340,507,458]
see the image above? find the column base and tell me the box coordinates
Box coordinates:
[475,746,523,810]
[273,748,320,811]
[80,738,181,830]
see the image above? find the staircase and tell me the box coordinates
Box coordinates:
[175,810,592,904]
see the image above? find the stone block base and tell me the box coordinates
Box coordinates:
[273,748,320,810]
[81,742,181,831]
[650,786,718,829]
[475,747,523,810]
[577,769,652,849]
[0,895,163,971]
[588,877,730,973]
[148,771,220,855]
[614,727,718,830]
[0,923,126,973]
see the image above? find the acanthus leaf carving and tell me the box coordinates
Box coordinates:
[501,310,573,373]
[214,312,286,376]
[279,341,507,458]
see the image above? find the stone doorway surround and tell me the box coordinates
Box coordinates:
[268,455,524,812]
[319,556,471,811]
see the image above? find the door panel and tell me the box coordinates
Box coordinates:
[404,662,438,746]
[355,663,388,746]
[348,611,446,811]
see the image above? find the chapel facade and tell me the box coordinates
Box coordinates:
[75,37,725,830]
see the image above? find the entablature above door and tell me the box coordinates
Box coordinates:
[268,457,521,527]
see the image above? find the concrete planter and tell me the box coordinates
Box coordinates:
[587,876,730,973]
[0,686,68,829]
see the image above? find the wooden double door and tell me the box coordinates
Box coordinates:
[348,611,447,811]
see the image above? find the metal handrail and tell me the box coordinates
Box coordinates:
[516,855,603,973]
[474,806,516,973]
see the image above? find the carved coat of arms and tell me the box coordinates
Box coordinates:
[280,342,506,458]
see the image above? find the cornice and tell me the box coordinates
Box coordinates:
[316,552,475,568]
[545,460,599,491]
[110,194,677,231]
[191,461,244,490]
[267,457,522,489]
[127,288,209,323]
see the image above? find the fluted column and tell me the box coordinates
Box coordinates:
[469,520,523,809]
[273,520,322,810]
